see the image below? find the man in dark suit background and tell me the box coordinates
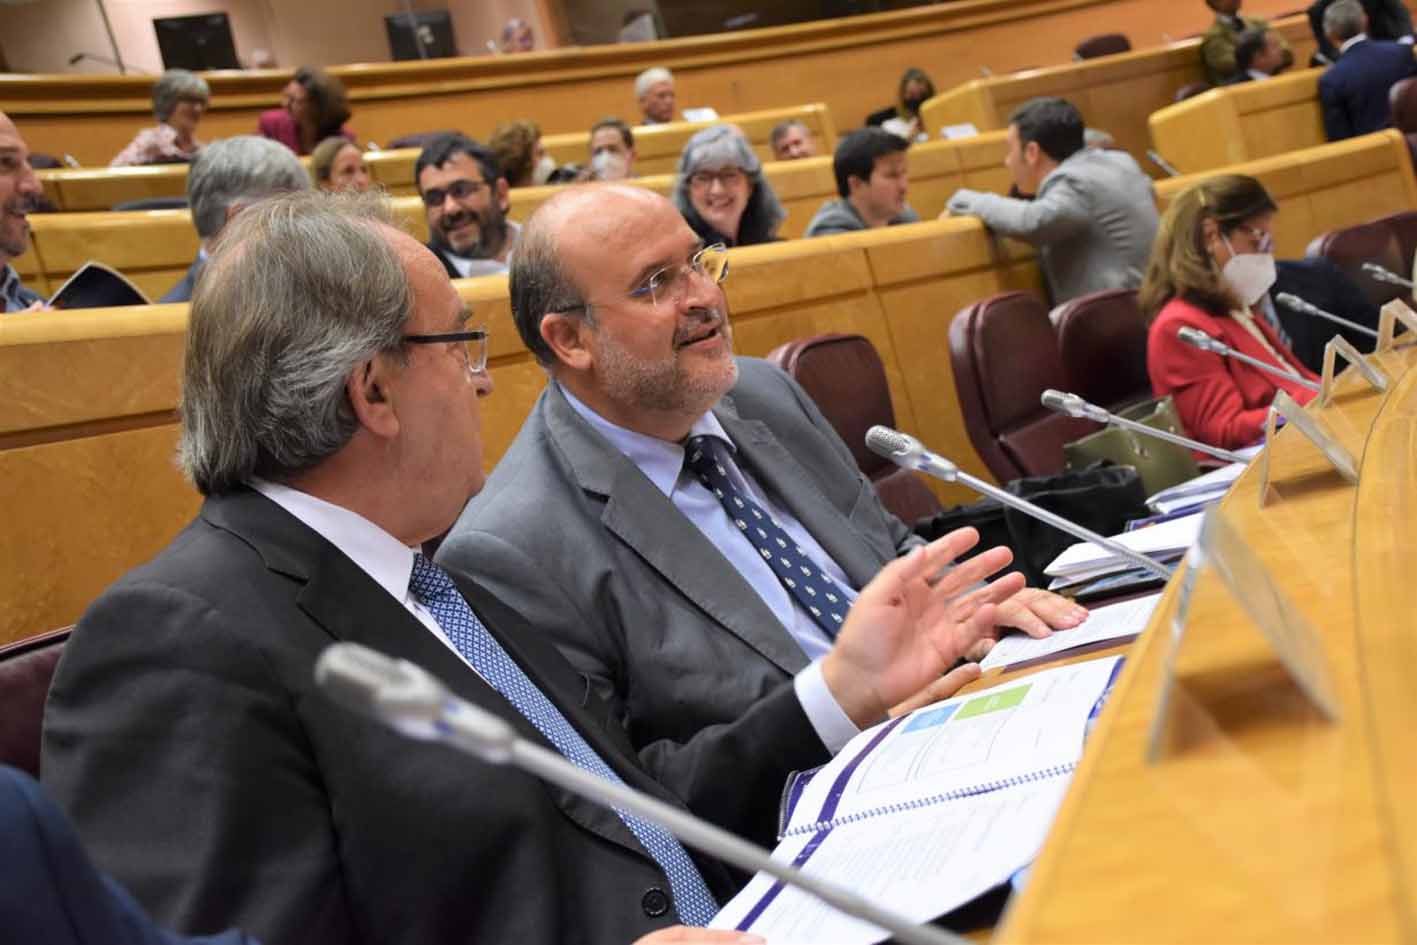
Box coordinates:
[1309,0,1414,62]
[1271,256,1381,370]
[42,189,1008,945]
[1318,0,1417,140]
[159,136,308,304]
[438,185,1085,827]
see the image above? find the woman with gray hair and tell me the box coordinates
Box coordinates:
[673,124,785,247]
[110,69,210,167]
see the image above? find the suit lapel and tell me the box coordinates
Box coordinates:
[544,385,810,675]
[203,489,663,869]
[715,403,891,591]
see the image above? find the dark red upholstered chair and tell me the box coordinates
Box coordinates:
[1174,81,1212,102]
[765,333,944,524]
[1074,33,1132,60]
[948,292,1101,482]
[1051,288,1151,410]
[1306,221,1411,307]
[1390,77,1417,134]
[1374,210,1417,278]
[0,627,72,778]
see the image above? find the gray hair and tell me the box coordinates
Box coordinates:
[178,190,413,495]
[634,66,673,98]
[187,136,309,240]
[1324,0,1366,41]
[152,69,209,122]
[510,207,587,366]
[673,124,785,244]
[769,118,809,151]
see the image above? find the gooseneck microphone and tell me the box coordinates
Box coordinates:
[1177,326,1321,392]
[1361,262,1414,290]
[315,643,967,945]
[1274,292,1379,340]
[1040,390,1247,464]
[864,426,1175,580]
[1147,150,1181,177]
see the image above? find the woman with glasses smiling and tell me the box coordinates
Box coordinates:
[672,124,786,248]
[1141,174,1318,450]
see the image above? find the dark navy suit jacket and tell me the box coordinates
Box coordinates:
[1272,258,1381,372]
[0,765,253,945]
[1319,37,1417,140]
[159,257,203,304]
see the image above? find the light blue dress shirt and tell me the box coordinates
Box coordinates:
[561,384,861,751]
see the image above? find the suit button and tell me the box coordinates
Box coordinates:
[641,887,670,917]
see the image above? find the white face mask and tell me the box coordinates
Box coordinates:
[531,153,557,185]
[591,149,628,181]
[1220,233,1276,306]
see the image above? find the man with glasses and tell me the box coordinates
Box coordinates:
[415,133,520,279]
[44,188,1017,944]
[437,184,1084,835]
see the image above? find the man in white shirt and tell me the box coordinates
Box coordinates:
[42,188,1011,945]
[415,133,521,279]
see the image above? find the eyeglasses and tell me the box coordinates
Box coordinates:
[421,179,487,208]
[688,168,745,190]
[1229,224,1274,254]
[627,243,730,309]
[403,326,489,375]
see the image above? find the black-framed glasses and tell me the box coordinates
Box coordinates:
[420,179,487,208]
[404,327,489,374]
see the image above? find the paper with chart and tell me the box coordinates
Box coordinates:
[980,592,1161,671]
[710,657,1121,943]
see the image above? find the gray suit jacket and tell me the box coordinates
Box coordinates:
[950,148,1158,305]
[438,358,920,842]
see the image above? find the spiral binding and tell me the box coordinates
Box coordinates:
[778,763,1076,840]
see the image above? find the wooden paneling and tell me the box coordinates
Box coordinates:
[999,347,1417,943]
[920,16,1319,179]
[2,0,1325,167]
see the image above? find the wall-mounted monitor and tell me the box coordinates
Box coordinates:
[153,13,240,71]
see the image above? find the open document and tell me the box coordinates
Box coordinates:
[710,656,1123,943]
[980,592,1161,672]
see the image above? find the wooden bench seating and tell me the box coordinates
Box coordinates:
[0,215,1042,645]
[919,16,1317,177]
[23,133,1011,290]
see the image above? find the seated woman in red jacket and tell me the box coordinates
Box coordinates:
[1141,174,1318,450]
[257,67,353,156]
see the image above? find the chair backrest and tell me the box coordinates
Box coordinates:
[1389,76,1417,135]
[112,196,189,212]
[386,130,463,150]
[766,333,943,524]
[0,627,72,779]
[1374,209,1417,276]
[1074,33,1132,60]
[1052,288,1151,409]
[1305,221,1411,307]
[948,291,1099,481]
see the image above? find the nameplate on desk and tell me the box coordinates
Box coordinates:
[1146,508,1340,762]
[1319,334,1389,406]
[1257,391,1358,508]
[1377,298,1417,351]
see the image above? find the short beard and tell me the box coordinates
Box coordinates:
[592,310,738,416]
[436,205,509,260]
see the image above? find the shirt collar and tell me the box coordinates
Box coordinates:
[1341,33,1369,54]
[1247,68,1270,80]
[559,382,731,498]
[251,479,418,604]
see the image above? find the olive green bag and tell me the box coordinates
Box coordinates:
[1062,396,1200,497]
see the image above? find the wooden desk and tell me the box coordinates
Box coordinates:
[997,346,1417,942]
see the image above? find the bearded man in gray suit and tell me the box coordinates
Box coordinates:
[437,185,1086,835]
[945,96,1158,306]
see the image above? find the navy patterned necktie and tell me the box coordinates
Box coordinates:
[683,435,851,638]
[408,554,718,926]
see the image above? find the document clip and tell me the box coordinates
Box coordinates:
[1145,509,1340,763]
[1376,298,1417,351]
[1256,391,1358,508]
[1318,335,1389,405]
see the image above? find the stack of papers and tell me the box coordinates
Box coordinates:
[1044,512,1203,585]
[1145,462,1247,515]
[980,592,1162,671]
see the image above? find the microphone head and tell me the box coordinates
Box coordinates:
[1040,389,1099,420]
[1274,292,1306,311]
[865,425,918,461]
[1177,326,1220,352]
[315,642,450,740]
[68,53,85,65]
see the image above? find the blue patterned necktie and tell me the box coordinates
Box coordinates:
[683,435,851,638]
[408,554,718,926]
